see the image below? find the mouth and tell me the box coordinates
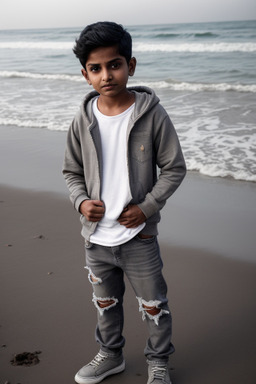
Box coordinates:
[102,84,116,90]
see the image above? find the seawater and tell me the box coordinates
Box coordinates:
[0,20,255,182]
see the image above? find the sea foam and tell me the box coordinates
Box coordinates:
[0,41,72,50]
[1,41,256,53]
[133,42,256,53]
[0,70,82,81]
[1,71,255,93]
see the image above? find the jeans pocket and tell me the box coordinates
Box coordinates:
[136,234,156,244]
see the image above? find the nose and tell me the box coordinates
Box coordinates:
[102,67,112,82]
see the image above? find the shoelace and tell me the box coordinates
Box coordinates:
[151,365,167,380]
[89,352,107,367]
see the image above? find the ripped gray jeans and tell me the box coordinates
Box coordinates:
[85,235,175,362]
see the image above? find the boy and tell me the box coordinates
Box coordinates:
[63,21,186,384]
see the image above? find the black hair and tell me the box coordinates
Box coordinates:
[73,21,132,69]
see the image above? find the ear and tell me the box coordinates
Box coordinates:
[81,68,92,85]
[128,57,136,77]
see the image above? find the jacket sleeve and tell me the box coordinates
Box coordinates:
[62,119,89,212]
[138,109,186,218]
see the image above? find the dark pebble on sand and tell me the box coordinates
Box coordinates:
[10,351,41,366]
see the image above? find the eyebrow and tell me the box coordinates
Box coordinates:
[87,57,123,67]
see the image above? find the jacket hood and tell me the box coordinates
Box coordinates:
[80,86,160,125]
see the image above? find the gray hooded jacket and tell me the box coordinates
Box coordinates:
[63,86,186,241]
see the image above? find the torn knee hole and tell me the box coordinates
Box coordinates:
[137,297,169,326]
[92,293,118,316]
[91,274,100,283]
[85,266,102,285]
[142,304,161,316]
[97,299,116,308]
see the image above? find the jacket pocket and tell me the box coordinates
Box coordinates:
[129,135,152,163]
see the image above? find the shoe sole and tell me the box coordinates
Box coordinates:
[74,360,125,384]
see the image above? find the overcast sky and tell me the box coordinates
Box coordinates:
[0,0,255,30]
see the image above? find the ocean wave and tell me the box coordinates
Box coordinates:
[0,71,82,81]
[130,80,256,93]
[0,41,72,50]
[186,159,256,182]
[150,32,218,39]
[0,117,67,131]
[154,33,180,38]
[133,42,256,53]
[1,115,254,183]
[1,41,256,53]
[1,71,255,92]
[194,32,218,38]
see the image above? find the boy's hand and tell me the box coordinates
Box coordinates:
[80,200,105,222]
[118,204,146,228]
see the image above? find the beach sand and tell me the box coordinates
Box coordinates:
[1,125,256,384]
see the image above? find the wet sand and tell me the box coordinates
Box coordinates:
[1,125,256,383]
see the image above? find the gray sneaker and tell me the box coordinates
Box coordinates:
[147,360,171,384]
[74,350,125,384]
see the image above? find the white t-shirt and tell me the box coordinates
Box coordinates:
[90,98,145,246]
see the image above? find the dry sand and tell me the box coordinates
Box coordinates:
[1,125,256,383]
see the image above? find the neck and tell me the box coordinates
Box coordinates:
[97,90,134,116]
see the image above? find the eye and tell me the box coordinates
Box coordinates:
[90,65,100,73]
[111,61,121,69]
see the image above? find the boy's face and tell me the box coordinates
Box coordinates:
[81,45,136,98]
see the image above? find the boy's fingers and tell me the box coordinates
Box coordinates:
[80,199,105,221]
[92,200,105,207]
[118,204,146,228]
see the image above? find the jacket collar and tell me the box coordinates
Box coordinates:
[80,86,159,127]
